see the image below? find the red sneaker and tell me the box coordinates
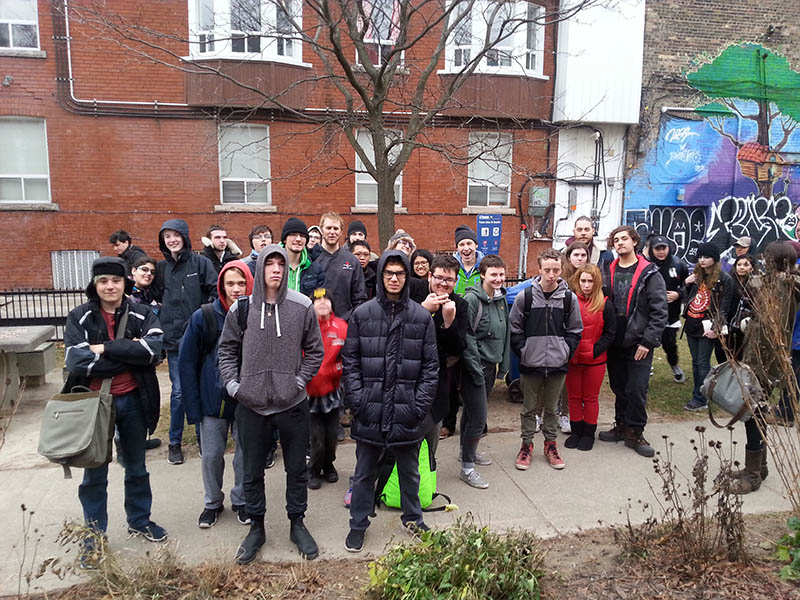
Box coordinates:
[544,441,565,470]
[515,442,533,471]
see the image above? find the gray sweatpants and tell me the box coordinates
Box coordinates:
[199,416,245,510]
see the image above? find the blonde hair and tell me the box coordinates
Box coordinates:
[319,211,344,229]
[571,264,604,313]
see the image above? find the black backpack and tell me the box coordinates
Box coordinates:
[522,284,574,326]
[199,298,250,356]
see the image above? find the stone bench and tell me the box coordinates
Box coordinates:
[16,342,57,387]
[0,326,55,409]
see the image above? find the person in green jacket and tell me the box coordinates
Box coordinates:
[453,225,485,297]
[458,255,511,489]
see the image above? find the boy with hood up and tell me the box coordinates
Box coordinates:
[178,260,254,529]
[153,219,217,466]
[217,246,324,564]
[341,250,439,553]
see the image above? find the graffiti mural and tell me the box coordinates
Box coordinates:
[626,43,800,262]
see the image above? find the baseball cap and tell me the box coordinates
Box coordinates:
[734,236,752,247]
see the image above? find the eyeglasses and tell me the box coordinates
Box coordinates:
[396,240,413,249]
[431,274,456,285]
[383,270,407,280]
[136,267,155,274]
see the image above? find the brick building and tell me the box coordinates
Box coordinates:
[624,0,800,262]
[0,0,569,289]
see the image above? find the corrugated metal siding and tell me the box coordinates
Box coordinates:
[51,250,99,290]
[553,0,645,124]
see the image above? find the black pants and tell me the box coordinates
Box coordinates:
[309,410,338,475]
[661,327,679,366]
[235,400,309,520]
[442,362,462,432]
[607,345,652,429]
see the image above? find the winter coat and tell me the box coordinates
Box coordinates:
[453,250,485,296]
[129,285,161,317]
[178,261,254,424]
[341,250,439,447]
[306,315,348,397]
[363,264,377,299]
[313,246,367,320]
[462,283,511,384]
[282,246,326,297]
[63,276,163,434]
[649,251,688,325]
[119,244,147,274]
[217,246,324,416]
[509,277,583,376]
[683,270,734,337]
[153,219,217,351]
[603,257,668,350]
[570,296,615,366]
[201,245,240,275]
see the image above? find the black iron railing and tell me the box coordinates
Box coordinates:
[0,289,86,340]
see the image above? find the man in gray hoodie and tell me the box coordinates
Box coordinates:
[217,245,324,564]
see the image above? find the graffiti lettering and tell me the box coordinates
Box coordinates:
[664,126,699,145]
[665,147,703,169]
[706,195,798,251]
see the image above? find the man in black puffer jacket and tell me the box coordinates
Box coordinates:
[341,250,439,553]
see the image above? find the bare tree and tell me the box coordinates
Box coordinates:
[65,0,605,245]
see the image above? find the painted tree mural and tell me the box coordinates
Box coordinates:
[688,43,800,199]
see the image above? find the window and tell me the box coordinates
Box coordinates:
[467,133,511,207]
[359,0,400,67]
[218,124,270,204]
[189,0,301,61]
[0,0,39,50]
[355,130,402,207]
[0,118,50,203]
[51,251,100,290]
[446,1,545,76]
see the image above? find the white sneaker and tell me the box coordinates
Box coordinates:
[559,415,571,434]
[534,415,542,433]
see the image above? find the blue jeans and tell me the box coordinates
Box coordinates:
[167,350,185,446]
[78,391,152,532]
[687,335,714,405]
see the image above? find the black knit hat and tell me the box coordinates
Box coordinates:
[347,220,367,237]
[312,287,335,314]
[281,217,308,242]
[696,242,720,263]
[455,224,477,245]
[91,256,128,279]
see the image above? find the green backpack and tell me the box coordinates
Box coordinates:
[377,440,449,511]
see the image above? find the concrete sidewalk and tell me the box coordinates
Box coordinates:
[0,371,793,596]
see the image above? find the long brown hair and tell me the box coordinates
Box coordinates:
[571,264,604,313]
[693,260,721,290]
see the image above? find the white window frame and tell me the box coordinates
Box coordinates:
[467,132,512,208]
[187,0,304,64]
[357,0,403,68]
[0,0,40,50]
[0,117,51,204]
[218,123,271,205]
[444,1,546,77]
[355,129,402,207]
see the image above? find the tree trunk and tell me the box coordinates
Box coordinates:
[376,174,397,250]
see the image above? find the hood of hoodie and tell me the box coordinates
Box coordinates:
[158,218,192,262]
[648,240,674,271]
[455,248,486,273]
[253,244,289,306]
[217,259,254,312]
[84,257,133,302]
[376,249,411,304]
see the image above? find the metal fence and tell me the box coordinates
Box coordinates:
[0,289,85,340]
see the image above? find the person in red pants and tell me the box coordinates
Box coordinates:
[565,264,616,451]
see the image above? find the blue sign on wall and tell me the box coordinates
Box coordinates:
[477,214,502,255]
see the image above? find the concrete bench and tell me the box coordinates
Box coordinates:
[16,342,57,387]
[0,326,55,409]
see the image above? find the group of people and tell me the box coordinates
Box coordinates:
[62,213,796,565]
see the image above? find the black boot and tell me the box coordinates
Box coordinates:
[290,517,319,560]
[730,449,764,495]
[235,516,266,565]
[564,421,583,449]
[578,423,596,451]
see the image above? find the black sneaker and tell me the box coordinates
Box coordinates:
[198,506,223,529]
[345,529,365,553]
[324,467,339,484]
[598,423,626,443]
[128,521,168,542]
[232,505,251,525]
[308,473,322,490]
[684,398,708,412]
[404,521,430,537]
[290,518,319,560]
[167,444,184,465]
[265,449,276,470]
[145,437,162,450]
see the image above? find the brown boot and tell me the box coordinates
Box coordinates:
[730,447,769,481]
[730,449,763,495]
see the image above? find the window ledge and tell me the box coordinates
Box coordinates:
[350,206,408,214]
[0,202,59,211]
[183,55,313,69]
[214,204,277,213]
[462,206,516,215]
[437,69,548,81]
[0,48,46,59]
[353,64,409,76]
